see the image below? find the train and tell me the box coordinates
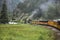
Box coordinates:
[31,20,60,30]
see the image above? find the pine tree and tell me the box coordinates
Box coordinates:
[0,0,9,24]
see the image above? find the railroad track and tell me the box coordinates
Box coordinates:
[43,26,60,40]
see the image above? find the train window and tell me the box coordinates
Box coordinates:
[58,21,60,25]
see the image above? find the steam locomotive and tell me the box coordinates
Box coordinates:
[31,20,60,30]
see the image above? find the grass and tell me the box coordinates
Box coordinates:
[0,24,55,40]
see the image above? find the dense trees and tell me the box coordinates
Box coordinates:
[0,0,9,24]
[42,0,60,20]
[0,0,60,24]
[16,0,48,13]
[13,0,48,21]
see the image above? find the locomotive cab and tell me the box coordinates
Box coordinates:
[53,20,60,29]
[57,21,60,29]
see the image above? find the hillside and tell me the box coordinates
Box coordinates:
[0,24,55,40]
